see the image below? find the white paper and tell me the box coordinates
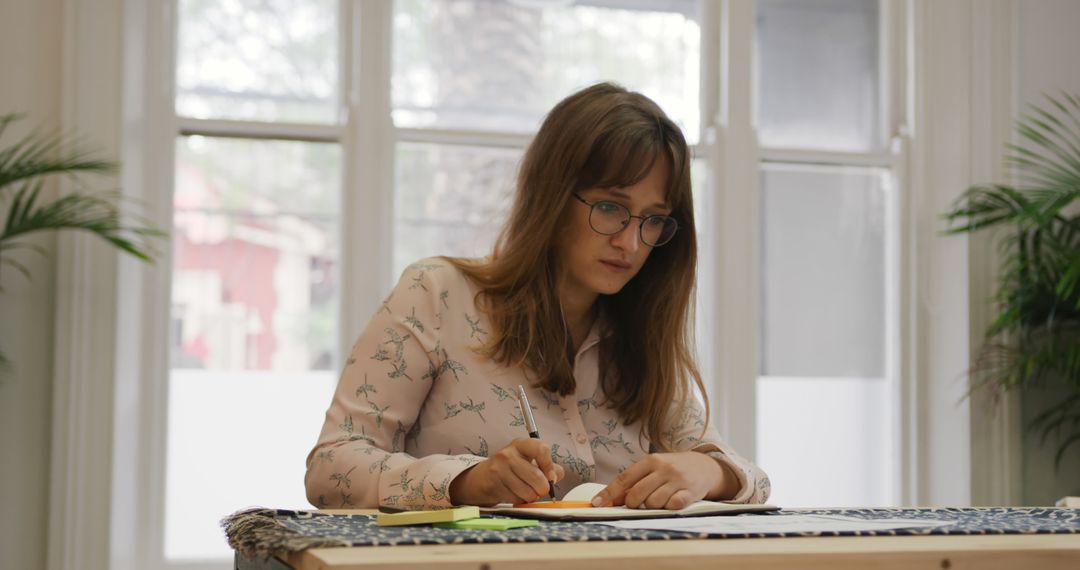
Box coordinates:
[589,514,955,534]
[562,482,606,502]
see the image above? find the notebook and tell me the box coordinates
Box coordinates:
[480,482,779,521]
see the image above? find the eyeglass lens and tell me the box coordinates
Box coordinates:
[589,201,677,246]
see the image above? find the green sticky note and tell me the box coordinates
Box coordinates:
[434,517,539,530]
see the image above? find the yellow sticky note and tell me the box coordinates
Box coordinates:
[376,506,480,527]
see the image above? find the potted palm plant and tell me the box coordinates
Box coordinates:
[944,93,1080,469]
[0,113,163,368]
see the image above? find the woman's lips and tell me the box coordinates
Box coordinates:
[600,259,632,271]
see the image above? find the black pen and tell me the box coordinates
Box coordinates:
[516,385,556,501]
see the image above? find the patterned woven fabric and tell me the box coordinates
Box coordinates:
[223,507,1080,560]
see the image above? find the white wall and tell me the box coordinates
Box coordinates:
[0,0,63,568]
[1015,0,1080,505]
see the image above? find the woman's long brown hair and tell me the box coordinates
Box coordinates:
[447,82,705,452]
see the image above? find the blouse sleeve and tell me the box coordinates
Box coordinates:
[304,260,483,510]
[663,394,772,504]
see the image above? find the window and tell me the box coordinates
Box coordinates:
[150,0,904,565]
[752,0,899,507]
[167,0,342,560]
[162,0,704,564]
[389,0,702,278]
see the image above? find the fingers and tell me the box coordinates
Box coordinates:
[499,468,543,503]
[491,438,558,502]
[490,479,531,505]
[466,462,537,506]
[593,453,707,510]
[592,459,650,507]
[632,480,691,510]
[664,489,696,510]
[511,438,562,482]
[455,438,569,506]
[623,472,666,509]
[507,455,551,499]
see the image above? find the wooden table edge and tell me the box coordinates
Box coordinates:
[277,533,1080,570]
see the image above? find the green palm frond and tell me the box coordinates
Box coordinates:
[971,329,1080,389]
[0,112,165,371]
[945,92,1080,468]
[0,113,115,190]
[2,182,164,262]
[0,113,162,276]
[943,184,1036,234]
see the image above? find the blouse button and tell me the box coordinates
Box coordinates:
[576,433,587,445]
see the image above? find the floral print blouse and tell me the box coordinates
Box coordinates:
[305,258,771,510]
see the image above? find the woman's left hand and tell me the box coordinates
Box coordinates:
[589,451,734,510]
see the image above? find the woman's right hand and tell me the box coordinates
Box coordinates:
[449,438,565,506]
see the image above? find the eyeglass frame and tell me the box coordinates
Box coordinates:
[571,192,679,247]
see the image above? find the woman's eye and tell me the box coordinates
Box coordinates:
[644,216,667,228]
[596,202,623,215]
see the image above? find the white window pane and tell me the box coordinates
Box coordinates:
[172,136,340,371]
[392,143,521,279]
[392,0,701,143]
[164,370,335,560]
[757,376,896,507]
[760,165,887,378]
[176,0,339,123]
[167,136,340,560]
[754,0,881,151]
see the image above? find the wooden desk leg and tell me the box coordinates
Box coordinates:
[234,552,294,570]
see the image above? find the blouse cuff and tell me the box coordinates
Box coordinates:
[380,454,485,510]
[691,441,770,504]
[701,450,755,503]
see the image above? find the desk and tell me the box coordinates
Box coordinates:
[268,534,1080,569]
[233,509,1080,570]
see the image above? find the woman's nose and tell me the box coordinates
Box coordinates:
[610,219,641,252]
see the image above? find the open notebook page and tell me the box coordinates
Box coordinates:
[481,482,779,521]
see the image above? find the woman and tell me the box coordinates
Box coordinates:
[305,82,770,510]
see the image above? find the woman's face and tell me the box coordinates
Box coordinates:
[556,156,672,305]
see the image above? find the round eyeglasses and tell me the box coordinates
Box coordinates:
[572,193,679,247]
